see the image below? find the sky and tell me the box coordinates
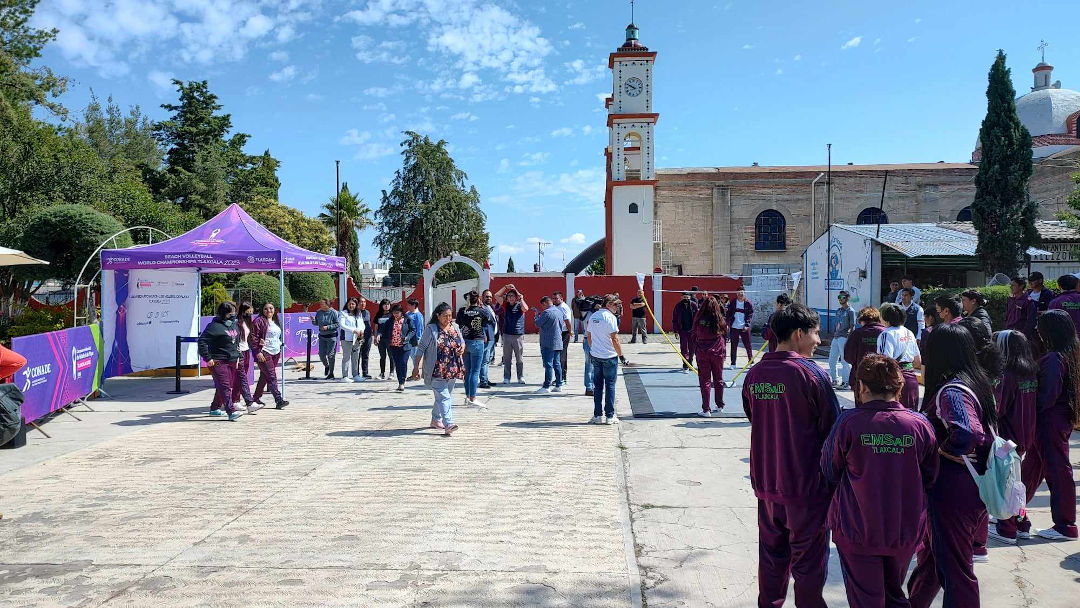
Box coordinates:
[30,0,1080,271]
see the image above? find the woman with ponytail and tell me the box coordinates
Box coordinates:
[1024,310,1080,540]
[907,323,996,608]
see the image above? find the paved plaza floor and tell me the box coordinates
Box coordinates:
[1,336,1078,607]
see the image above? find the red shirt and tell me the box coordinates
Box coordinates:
[0,345,27,382]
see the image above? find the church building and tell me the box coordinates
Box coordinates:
[598,24,1080,282]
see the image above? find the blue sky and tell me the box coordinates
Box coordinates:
[31,0,1080,270]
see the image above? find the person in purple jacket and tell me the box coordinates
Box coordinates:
[907,323,996,608]
[726,290,755,369]
[1048,274,1080,336]
[1024,271,1055,313]
[692,296,728,417]
[742,303,840,608]
[821,353,938,608]
[844,307,886,405]
[761,293,791,353]
[1005,276,1037,339]
[987,330,1039,544]
[1022,310,1080,540]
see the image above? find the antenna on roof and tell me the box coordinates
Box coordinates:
[1038,39,1048,63]
[631,0,635,23]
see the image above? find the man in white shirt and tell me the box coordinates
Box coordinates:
[899,288,925,339]
[893,276,921,305]
[586,294,624,425]
[553,291,574,379]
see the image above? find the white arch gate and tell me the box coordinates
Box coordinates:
[422,253,491,317]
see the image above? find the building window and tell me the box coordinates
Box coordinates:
[754,210,786,251]
[628,203,639,214]
[856,207,889,225]
[956,206,973,222]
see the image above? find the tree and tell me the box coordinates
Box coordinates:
[0,0,68,123]
[972,50,1038,276]
[242,195,334,254]
[18,204,132,281]
[506,257,515,273]
[286,273,335,306]
[319,182,373,282]
[373,132,491,283]
[586,255,606,276]
[236,273,292,310]
[73,93,163,171]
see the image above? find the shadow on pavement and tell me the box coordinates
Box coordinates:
[327,427,437,438]
[112,406,221,426]
[498,420,590,428]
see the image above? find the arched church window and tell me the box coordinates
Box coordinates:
[755,210,786,251]
[956,206,973,222]
[629,203,639,214]
[623,132,642,148]
[856,208,889,225]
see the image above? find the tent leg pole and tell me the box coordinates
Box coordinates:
[280,269,286,402]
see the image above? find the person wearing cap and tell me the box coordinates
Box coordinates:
[672,291,699,373]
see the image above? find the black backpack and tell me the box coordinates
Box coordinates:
[0,383,25,446]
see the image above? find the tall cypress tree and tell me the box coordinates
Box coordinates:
[506,257,515,273]
[972,50,1038,276]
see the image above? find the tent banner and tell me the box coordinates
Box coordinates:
[12,324,102,423]
[103,269,200,378]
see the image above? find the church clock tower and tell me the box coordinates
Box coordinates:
[605,21,658,275]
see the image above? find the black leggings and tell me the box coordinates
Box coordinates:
[378,341,394,375]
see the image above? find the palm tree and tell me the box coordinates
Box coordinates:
[319,182,373,280]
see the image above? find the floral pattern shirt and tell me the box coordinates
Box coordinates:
[390,318,404,347]
[434,326,465,380]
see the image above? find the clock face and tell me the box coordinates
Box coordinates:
[624,77,643,97]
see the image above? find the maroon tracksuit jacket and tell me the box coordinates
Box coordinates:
[1025,287,1056,313]
[743,351,840,608]
[1022,352,1079,537]
[762,312,778,353]
[1005,294,1037,336]
[1048,292,1080,335]
[844,323,886,403]
[995,370,1037,455]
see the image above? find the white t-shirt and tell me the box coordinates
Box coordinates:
[557,302,573,327]
[732,300,747,329]
[339,311,365,343]
[877,325,920,364]
[587,309,620,359]
[263,320,283,356]
[237,324,250,352]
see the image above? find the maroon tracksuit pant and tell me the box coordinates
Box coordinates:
[696,346,726,413]
[232,350,254,405]
[1019,409,1078,537]
[209,360,238,415]
[900,368,920,410]
[730,328,753,366]
[838,546,916,608]
[254,352,283,404]
[757,499,829,608]
[908,459,985,608]
[677,331,695,368]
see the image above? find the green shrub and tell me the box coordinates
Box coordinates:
[286,272,335,306]
[235,273,292,311]
[18,204,133,281]
[922,278,1061,330]
[8,309,67,338]
[200,282,229,315]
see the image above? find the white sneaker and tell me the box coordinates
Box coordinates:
[681,368,690,374]
[230,409,245,419]
[588,416,604,424]
[517,379,526,385]
[551,385,562,393]
[1037,528,1076,541]
[605,415,618,425]
[534,387,551,394]
[341,377,353,383]
[471,398,488,409]
[352,375,364,382]
[246,403,265,415]
[987,527,1017,545]
[972,553,989,564]
[728,364,736,370]
[697,411,711,418]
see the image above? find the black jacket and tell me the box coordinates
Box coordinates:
[198,318,240,362]
[967,307,993,332]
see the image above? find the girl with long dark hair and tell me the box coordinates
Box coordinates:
[844,307,886,405]
[250,302,288,409]
[377,303,415,392]
[876,303,921,410]
[987,330,1039,543]
[197,301,243,421]
[233,302,261,414]
[907,323,996,608]
[692,296,727,417]
[339,297,365,382]
[1023,310,1080,540]
[373,299,393,380]
[411,302,465,436]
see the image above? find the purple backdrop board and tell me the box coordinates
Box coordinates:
[12,325,100,423]
[101,203,345,273]
[199,313,322,361]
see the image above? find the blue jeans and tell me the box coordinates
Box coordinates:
[591,356,619,418]
[583,341,595,391]
[480,339,496,384]
[431,378,456,424]
[540,346,563,388]
[828,337,849,385]
[463,339,486,398]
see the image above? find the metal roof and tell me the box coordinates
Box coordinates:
[939,220,1080,243]
[833,223,1051,258]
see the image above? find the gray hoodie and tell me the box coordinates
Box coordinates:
[833,305,855,339]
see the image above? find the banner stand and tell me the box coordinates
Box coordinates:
[27,420,50,438]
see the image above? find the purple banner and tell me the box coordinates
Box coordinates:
[200,312,322,360]
[12,325,101,423]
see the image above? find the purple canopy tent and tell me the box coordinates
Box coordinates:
[101,203,347,400]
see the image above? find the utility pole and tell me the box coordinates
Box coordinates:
[335,160,341,256]
[826,144,832,332]
[537,240,551,272]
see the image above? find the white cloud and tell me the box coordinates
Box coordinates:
[874,38,881,45]
[340,129,372,145]
[581,125,593,135]
[561,233,586,245]
[503,168,605,209]
[551,127,574,137]
[498,158,510,173]
[241,14,274,38]
[519,152,550,166]
[364,86,398,98]
[568,22,585,30]
[563,59,605,85]
[596,92,611,105]
[339,129,396,160]
[914,17,922,23]
[147,69,175,94]
[793,54,802,61]
[525,236,546,244]
[742,43,753,50]
[305,93,325,102]
[269,65,299,82]
[498,243,524,254]
[775,68,783,75]
[269,50,289,62]
[379,113,397,123]
[907,37,917,43]
[840,36,862,50]
[351,35,409,64]
[451,111,479,121]
[459,72,482,89]
[361,102,388,111]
